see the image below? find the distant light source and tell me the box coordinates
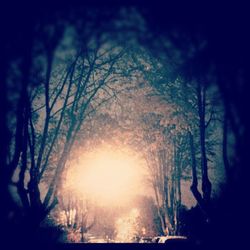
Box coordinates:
[115,208,140,242]
[65,146,143,206]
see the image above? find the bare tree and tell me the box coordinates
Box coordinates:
[0,15,126,241]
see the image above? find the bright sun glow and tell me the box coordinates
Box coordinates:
[65,146,145,206]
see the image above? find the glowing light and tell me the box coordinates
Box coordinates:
[115,208,140,242]
[65,146,144,206]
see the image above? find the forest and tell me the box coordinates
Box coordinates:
[0,1,249,249]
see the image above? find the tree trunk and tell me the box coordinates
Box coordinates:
[197,83,212,203]
[17,104,30,209]
[223,108,231,180]
[189,131,207,210]
[175,143,182,235]
[153,184,166,234]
